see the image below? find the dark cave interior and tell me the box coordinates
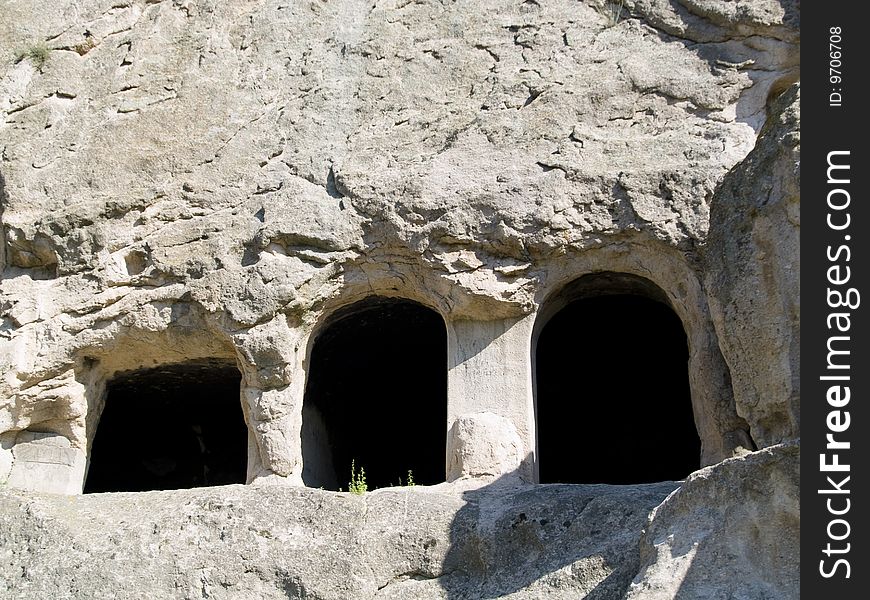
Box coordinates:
[302,298,448,491]
[536,293,701,484]
[84,360,247,493]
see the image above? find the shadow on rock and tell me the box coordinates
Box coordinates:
[624,442,800,600]
[435,464,680,599]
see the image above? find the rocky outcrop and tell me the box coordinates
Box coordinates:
[626,442,799,600]
[0,445,799,599]
[0,479,675,599]
[704,84,800,446]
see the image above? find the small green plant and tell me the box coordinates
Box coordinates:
[16,43,51,70]
[348,459,367,495]
[394,470,416,487]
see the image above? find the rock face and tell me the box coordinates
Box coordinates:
[704,84,801,448]
[1,0,800,597]
[2,479,674,600]
[626,442,799,600]
[0,446,799,599]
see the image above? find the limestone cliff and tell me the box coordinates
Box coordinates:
[1,0,800,597]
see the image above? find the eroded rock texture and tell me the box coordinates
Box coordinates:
[1,0,800,597]
[0,446,799,599]
[626,442,800,600]
[705,83,800,447]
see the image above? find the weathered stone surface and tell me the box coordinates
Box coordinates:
[626,442,799,600]
[0,0,797,302]
[0,479,679,599]
[5,430,86,495]
[0,0,798,488]
[447,412,526,482]
[704,84,800,446]
[1,1,800,596]
[0,446,799,599]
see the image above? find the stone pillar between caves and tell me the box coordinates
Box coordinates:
[446,315,535,482]
[5,431,87,495]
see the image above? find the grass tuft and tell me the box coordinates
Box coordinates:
[16,43,51,69]
[598,0,627,28]
[349,460,367,495]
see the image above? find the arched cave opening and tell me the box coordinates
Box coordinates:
[302,297,447,491]
[84,360,247,493]
[535,274,701,484]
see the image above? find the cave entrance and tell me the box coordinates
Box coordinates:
[534,273,701,484]
[84,360,247,493]
[302,297,447,490]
